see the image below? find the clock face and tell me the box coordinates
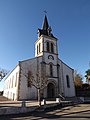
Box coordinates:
[48,55,54,60]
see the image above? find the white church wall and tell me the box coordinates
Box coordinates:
[58,59,75,97]
[45,63,58,77]
[53,66,58,77]
[3,64,20,101]
[19,57,42,100]
[62,62,75,97]
[35,37,43,57]
[57,60,64,95]
[43,53,58,65]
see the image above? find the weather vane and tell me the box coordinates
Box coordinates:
[44,10,47,15]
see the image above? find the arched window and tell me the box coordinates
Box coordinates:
[66,75,70,88]
[39,43,41,53]
[51,42,54,53]
[46,41,49,52]
[37,45,38,54]
[50,64,53,76]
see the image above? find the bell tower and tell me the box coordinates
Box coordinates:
[35,15,59,98]
[35,15,58,58]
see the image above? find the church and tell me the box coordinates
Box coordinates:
[3,15,75,101]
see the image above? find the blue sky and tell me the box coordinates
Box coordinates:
[0,0,90,89]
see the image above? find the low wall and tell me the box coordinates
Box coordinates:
[0,106,38,115]
[0,100,74,115]
[76,89,90,97]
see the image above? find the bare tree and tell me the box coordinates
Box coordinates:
[21,62,48,106]
[0,68,9,81]
[28,71,48,106]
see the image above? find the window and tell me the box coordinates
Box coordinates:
[39,43,41,53]
[9,78,11,88]
[15,72,18,87]
[50,64,53,76]
[7,81,9,89]
[51,42,54,53]
[37,45,38,55]
[46,41,54,53]
[46,41,49,52]
[66,75,70,88]
[11,76,14,88]
[27,71,32,87]
[9,79,10,88]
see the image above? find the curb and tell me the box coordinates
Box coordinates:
[0,106,39,115]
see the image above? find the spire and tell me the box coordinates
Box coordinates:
[42,15,49,30]
[38,15,56,39]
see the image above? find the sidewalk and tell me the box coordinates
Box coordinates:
[46,104,90,117]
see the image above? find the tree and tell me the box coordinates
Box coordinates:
[85,69,90,84]
[21,62,48,106]
[28,70,48,106]
[0,68,8,81]
[74,70,83,87]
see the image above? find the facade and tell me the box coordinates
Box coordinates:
[3,16,75,101]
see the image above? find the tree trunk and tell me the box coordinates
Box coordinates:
[38,88,41,106]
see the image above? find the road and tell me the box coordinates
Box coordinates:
[0,104,90,120]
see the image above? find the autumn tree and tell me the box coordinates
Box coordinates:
[74,70,83,87]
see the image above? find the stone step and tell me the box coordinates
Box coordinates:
[65,97,83,104]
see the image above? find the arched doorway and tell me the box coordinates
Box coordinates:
[47,83,55,98]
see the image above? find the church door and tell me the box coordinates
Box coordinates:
[47,83,55,98]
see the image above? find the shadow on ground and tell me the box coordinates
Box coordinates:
[0,104,90,120]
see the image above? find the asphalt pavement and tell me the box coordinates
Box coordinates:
[0,104,90,120]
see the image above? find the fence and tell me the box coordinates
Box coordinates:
[76,89,90,97]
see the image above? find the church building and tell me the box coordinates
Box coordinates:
[3,15,75,101]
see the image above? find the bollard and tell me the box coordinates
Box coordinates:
[22,101,26,107]
[56,98,61,103]
[42,99,46,105]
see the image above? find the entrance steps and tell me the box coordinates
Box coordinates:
[83,97,90,103]
[65,97,84,104]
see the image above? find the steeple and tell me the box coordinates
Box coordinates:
[42,15,49,30]
[38,15,55,38]
[35,15,58,57]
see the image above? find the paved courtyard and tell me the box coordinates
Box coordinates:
[0,104,90,120]
[0,96,58,107]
